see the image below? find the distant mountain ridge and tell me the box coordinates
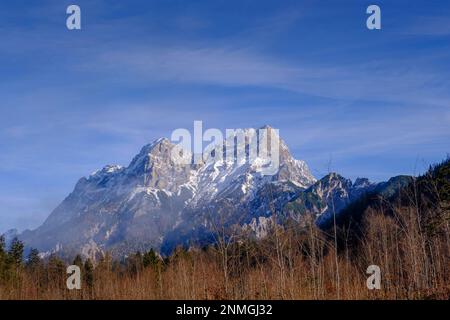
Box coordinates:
[283,173,413,229]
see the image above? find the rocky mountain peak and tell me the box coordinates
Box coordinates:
[353,177,372,188]
[89,165,124,180]
[126,138,193,191]
[19,126,319,258]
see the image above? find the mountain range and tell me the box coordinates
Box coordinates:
[12,127,410,259]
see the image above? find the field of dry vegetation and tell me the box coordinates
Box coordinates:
[1,161,449,300]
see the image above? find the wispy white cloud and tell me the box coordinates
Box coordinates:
[81,42,450,108]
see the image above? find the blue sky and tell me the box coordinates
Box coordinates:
[0,0,449,233]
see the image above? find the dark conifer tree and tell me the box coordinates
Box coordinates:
[47,255,66,288]
[8,237,24,270]
[83,259,94,288]
[143,248,159,268]
[72,254,83,269]
[25,248,41,270]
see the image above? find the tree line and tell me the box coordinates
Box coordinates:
[0,159,448,299]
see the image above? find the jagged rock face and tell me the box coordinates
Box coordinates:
[19,127,316,258]
[281,173,416,232]
[126,138,195,192]
[283,173,378,227]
